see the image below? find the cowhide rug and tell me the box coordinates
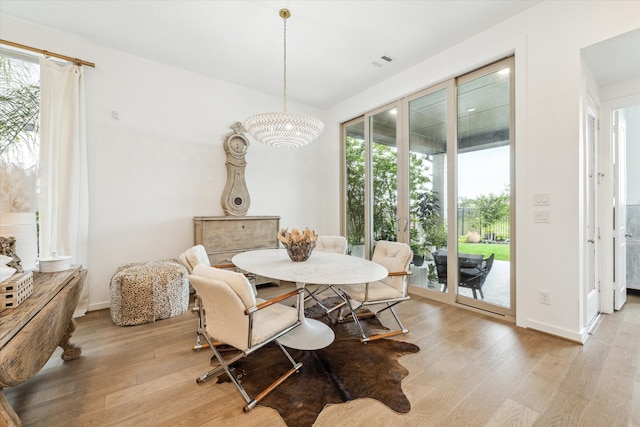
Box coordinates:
[217,297,420,426]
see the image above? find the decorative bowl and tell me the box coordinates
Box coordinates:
[277,227,318,262]
[283,240,316,262]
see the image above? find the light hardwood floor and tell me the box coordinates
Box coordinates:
[6,285,640,427]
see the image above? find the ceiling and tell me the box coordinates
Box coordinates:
[581,27,640,87]
[0,0,543,109]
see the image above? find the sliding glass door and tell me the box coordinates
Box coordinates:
[407,83,452,293]
[370,105,402,247]
[343,57,515,317]
[456,58,514,314]
[344,103,404,259]
[344,119,366,258]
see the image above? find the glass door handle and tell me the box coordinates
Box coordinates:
[626,233,633,238]
[587,239,595,243]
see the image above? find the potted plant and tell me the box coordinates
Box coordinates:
[410,242,425,267]
[427,263,438,281]
[413,190,448,250]
[425,221,447,250]
[408,228,423,266]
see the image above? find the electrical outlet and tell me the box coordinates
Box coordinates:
[539,291,551,305]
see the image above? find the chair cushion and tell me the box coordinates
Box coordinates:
[193,264,256,309]
[372,241,412,293]
[316,236,348,254]
[251,299,299,347]
[189,274,250,350]
[180,245,211,273]
[460,267,481,276]
[342,281,404,303]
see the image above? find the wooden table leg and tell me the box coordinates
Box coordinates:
[0,389,21,427]
[59,318,82,361]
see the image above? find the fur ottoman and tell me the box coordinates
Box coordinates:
[110,259,189,326]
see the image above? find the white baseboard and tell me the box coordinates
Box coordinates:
[88,301,110,312]
[526,319,585,343]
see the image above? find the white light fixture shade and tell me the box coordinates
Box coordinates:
[245,112,324,149]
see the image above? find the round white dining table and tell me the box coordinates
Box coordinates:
[232,248,388,350]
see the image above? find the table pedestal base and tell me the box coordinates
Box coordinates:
[278,317,334,350]
[277,281,335,350]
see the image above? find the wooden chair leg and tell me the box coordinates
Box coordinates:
[196,331,303,413]
[244,362,302,412]
[361,329,405,343]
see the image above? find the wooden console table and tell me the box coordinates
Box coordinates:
[0,265,86,426]
[193,216,280,285]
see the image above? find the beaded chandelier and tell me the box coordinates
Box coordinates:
[244,9,324,149]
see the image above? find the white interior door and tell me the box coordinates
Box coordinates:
[614,110,628,310]
[585,100,599,325]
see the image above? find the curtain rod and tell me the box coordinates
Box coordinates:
[0,39,95,68]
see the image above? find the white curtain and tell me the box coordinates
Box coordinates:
[39,58,89,317]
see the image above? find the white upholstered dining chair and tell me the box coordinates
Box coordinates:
[189,264,304,412]
[337,240,412,343]
[315,235,348,254]
[179,245,257,350]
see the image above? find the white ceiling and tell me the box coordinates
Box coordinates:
[581,27,640,87]
[0,0,543,109]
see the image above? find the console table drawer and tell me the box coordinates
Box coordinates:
[193,216,279,254]
[193,216,280,286]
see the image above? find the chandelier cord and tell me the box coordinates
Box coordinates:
[282,14,287,114]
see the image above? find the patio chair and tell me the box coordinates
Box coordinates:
[189,264,303,412]
[337,241,412,343]
[433,251,448,291]
[459,253,494,299]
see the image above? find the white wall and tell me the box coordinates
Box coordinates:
[624,106,640,204]
[0,15,337,311]
[327,0,640,341]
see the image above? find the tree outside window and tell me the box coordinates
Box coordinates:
[345,135,439,252]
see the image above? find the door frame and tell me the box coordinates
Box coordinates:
[452,57,516,318]
[613,109,628,310]
[599,93,640,313]
[584,93,600,327]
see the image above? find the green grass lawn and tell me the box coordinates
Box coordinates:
[457,242,510,261]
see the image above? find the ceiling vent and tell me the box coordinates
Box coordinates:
[371,54,394,68]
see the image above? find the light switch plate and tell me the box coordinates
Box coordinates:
[534,210,551,223]
[534,193,551,206]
